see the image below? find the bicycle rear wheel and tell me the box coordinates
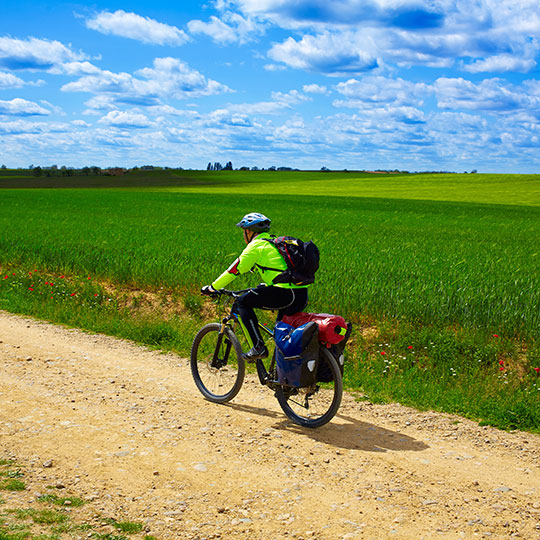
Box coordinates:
[190,323,245,403]
[275,347,343,428]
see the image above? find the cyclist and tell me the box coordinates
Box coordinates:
[201,212,309,361]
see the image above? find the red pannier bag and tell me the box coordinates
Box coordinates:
[281,312,348,345]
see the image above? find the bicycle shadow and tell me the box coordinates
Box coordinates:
[273,413,429,453]
[223,402,428,453]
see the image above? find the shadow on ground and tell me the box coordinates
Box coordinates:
[224,402,429,453]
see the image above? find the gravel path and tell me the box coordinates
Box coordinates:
[1,310,539,539]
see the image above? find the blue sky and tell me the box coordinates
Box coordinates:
[1,0,540,172]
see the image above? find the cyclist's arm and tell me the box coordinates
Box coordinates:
[211,242,261,290]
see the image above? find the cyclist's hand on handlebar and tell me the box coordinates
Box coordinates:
[201,285,218,296]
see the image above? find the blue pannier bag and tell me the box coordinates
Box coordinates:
[274,321,319,387]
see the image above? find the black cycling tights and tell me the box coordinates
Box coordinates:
[236,286,308,348]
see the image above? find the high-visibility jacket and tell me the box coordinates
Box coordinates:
[212,232,309,290]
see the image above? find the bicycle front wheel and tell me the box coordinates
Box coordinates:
[275,347,343,428]
[190,323,245,403]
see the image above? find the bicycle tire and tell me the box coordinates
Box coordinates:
[190,323,245,403]
[275,347,343,428]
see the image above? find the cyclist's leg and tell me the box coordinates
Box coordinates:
[277,287,309,320]
[237,287,304,347]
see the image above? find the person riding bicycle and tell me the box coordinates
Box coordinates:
[201,212,309,362]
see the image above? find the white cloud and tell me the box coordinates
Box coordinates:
[0,98,50,116]
[463,55,537,74]
[335,76,429,107]
[86,10,190,46]
[188,11,262,44]
[0,71,25,88]
[432,77,533,111]
[268,32,379,75]
[63,58,232,104]
[228,0,540,75]
[98,110,153,128]
[302,83,328,94]
[0,37,86,71]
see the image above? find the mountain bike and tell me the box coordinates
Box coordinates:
[190,288,348,428]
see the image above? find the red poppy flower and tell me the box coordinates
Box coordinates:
[70,292,76,296]
[498,360,504,365]
[60,275,65,279]
[3,276,7,279]
[534,367,540,374]
[493,334,499,338]
[408,345,413,349]
[381,351,387,356]
[28,287,34,291]
[499,366,505,371]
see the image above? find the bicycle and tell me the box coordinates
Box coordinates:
[190,288,349,428]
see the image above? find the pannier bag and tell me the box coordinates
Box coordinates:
[282,312,353,383]
[282,312,348,345]
[274,321,320,387]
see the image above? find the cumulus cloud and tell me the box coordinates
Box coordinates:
[188,11,262,44]
[0,98,50,116]
[463,55,537,74]
[0,71,25,88]
[268,32,379,75]
[335,76,429,107]
[227,0,540,75]
[86,10,190,46]
[302,83,328,94]
[98,110,153,128]
[62,57,232,105]
[0,36,86,71]
[433,77,531,111]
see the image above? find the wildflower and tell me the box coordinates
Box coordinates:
[534,367,540,374]
[499,366,505,371]
[493,334,499,338]
[70,292,76,297]
[94,293,99,297]
[88,276,91,280]
[499,360,504,366]
[28,287,34,291]
[60,275,65,279]
[407,345,413,350]
[381,351,387,356]
[3,276,7,279]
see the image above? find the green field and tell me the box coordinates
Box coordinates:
[1,170,539,431]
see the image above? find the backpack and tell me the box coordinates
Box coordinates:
[263,236,320,286]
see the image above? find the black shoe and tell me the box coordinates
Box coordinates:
[242,344,268,363]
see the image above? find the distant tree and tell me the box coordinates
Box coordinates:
[239,166,249,171]
[33,166,42,177]
[82,166,90,176]
[268,166,276,171]
[224,161,233,170]
[1,164,7,169]
[91,166,101,175]
[207,162,212,170]
[214,162,223,171]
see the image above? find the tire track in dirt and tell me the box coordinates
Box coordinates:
[1,310,540,539]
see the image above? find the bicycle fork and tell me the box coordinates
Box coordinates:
[211,321,233,369]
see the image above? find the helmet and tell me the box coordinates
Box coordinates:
[236,212,271,232]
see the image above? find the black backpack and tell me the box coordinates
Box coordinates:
[262,235,320,286]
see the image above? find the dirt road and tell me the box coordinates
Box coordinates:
[1,311,539,539]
